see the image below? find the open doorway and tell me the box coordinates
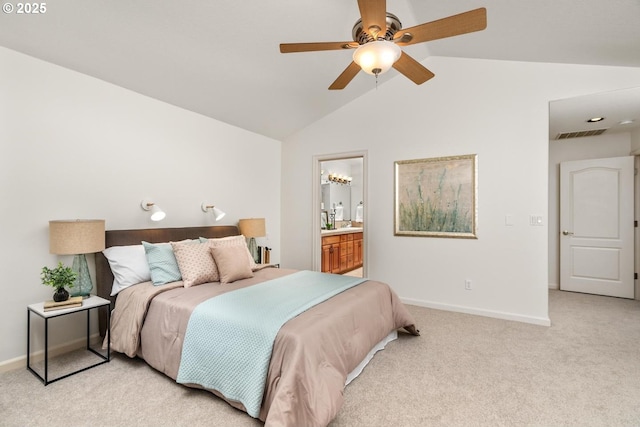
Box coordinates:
[548,87,640,300]
[312,151,367,277]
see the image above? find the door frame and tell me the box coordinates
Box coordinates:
[312,150,368,275]
[635,155,640,300]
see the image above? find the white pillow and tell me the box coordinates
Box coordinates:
[103,245,152,296]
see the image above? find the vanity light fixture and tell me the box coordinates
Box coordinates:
[201,203,226,221]
[141,200,166,221]
[328,173,352,185]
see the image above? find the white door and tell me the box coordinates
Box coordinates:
[560,156,635,298]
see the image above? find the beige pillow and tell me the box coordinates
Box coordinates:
[201,235,257,270]
[210,245,254,284]
[171,241,219,287]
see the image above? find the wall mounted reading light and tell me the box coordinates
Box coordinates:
[201,203,226,221]
[141,200,166,221]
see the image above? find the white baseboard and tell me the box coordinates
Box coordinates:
[0,333,102,374]
[401,298,551,327]
[549,282,559,290]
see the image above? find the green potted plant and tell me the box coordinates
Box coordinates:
[41,262,76,302]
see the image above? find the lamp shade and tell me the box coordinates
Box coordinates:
[238,218,266,238]
[201,203,226,221]
[149,205,166,221]
[49,219,106,255]
[212,207,226,221]
[352,40,401,75]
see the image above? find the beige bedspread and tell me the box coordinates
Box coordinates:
[107,267,418,427]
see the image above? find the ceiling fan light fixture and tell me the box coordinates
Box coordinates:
[352,40,401,76]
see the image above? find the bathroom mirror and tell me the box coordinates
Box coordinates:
[320,158,363,223]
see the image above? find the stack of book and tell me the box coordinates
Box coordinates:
[256,246,272,264]
[43,296,83,312]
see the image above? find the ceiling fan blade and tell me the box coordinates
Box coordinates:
[392,52,435,85]
[329,62,362,90]
[280,41,358,53]
[394,7,487,46]
[358,0,387,38]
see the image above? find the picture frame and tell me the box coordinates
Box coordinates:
[394,154,477,238]
[321,210,328,229]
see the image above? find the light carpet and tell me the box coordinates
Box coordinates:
[1,290,639,426]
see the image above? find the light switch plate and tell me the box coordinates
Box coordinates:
[505,215,514,226]
[529,215,543,226]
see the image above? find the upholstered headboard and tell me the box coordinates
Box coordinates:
[96,225,240,336]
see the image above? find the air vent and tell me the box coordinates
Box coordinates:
[555,128,608,140]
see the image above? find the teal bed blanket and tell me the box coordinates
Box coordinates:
[176,270,366,418]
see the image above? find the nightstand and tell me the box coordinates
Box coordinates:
[27,295,111,385]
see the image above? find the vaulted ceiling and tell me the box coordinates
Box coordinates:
[1,0,639,140]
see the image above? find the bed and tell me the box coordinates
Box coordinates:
[96,225,419,427]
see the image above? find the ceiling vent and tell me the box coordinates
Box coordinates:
[555,128,608,140]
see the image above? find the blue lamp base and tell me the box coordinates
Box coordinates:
[247,237,260,264]
[70,254,93,298]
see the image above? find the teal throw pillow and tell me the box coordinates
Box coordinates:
[142,241,182,286]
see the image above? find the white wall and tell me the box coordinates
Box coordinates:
[0,47,281,366]
[281,56,640,326]
[548,132,632,288]
[632,129,640,153]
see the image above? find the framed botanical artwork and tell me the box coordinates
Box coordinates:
[394,154,478,238]
[321,210,328,229]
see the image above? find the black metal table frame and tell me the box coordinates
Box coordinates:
[27,301,111,385]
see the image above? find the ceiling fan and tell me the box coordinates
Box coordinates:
[280,0,487,90]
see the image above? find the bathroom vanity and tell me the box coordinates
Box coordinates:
[321,228,363,274]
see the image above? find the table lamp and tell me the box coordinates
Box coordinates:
[238,218,266,263]
[49,219,106,298]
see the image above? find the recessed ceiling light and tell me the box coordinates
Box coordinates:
[619,119,635,125]
[586,117,605,123]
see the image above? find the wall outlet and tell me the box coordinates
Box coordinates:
[465,279,472,290]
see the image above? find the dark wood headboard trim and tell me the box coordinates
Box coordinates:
[96,225,240,336]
